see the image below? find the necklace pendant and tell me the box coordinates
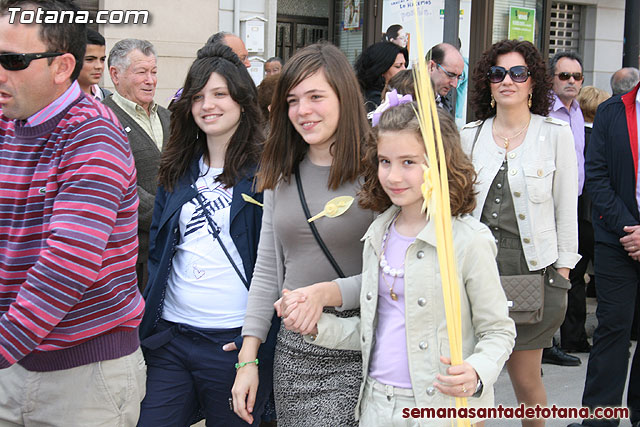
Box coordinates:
[390,290,398,301]
[503,138,509,149]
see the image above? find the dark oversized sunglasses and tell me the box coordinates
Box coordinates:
[555,72,584,81]
[487,65,531,83]
[0,52,63,71]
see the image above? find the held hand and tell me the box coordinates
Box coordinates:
[621,226,640,259]
[276,289,306,318]
[434,356,479,398]
[281,284,327,335]
[231,365,259,424]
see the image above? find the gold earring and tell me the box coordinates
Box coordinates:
[490,94,496,109]
[528,93,532,109]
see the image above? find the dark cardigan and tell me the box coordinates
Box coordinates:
[140,156,278,358]
[585,83,640,244]
[102,95,170,265]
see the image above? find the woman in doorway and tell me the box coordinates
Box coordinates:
[384,24,408,48]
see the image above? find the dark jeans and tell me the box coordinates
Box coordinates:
[581,242,640,426]
[138,320,273,427]
[561,196,594,349]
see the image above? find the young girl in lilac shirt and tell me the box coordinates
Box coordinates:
[282,102,516,426]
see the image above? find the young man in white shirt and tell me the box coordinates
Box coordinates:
[77,29,110,99]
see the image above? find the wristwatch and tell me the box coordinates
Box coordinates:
[471,378,483,398]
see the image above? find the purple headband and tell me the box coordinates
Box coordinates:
[370,89,414,127]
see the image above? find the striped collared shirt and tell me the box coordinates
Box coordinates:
[23,81,83,127]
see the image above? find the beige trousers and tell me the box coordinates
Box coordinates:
[0,347,146,427]
[359,377,422,427]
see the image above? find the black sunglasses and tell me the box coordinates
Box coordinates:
[555,72,584,81]
[487,65,531,83]
[0,52,63,71]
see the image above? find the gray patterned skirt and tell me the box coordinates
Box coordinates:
[273,309,362,427]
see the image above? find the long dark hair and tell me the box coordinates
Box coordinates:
[158,44,263,191]
[470,39,552,120]
[256,42,371,191]
[354,42,409,94]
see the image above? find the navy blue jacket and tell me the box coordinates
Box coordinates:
[585,83,640,245]
[140,156,278,359]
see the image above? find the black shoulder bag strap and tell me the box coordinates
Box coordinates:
[294,165,346,278]
[194,191,250,289]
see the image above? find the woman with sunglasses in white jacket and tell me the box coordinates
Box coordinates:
[460,39,580,427]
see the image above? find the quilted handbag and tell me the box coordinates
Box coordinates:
[500,272,545,325]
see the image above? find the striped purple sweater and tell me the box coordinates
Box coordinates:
[0,94,144,371]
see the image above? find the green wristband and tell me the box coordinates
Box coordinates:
[235,358,259,370]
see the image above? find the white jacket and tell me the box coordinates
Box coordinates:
[460,114,580,270]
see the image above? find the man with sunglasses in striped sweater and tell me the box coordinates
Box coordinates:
[0,0,145,425]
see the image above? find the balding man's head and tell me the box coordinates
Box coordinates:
[610,67,640,96]
[206,32,250,68]
[426,43,464,98]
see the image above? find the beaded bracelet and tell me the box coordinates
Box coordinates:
[235,359,259,370]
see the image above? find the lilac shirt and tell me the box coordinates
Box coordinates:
[369,222,415,388]
[549,93,585,195]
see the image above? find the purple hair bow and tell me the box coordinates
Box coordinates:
[370,89,414,127]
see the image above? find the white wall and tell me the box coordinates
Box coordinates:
[218,0,275,58]
[575,0,625,93]
[218,0,274,84]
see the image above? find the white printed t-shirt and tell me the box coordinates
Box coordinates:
[162,157,248,329]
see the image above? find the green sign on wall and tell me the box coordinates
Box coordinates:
[508,6,536,42]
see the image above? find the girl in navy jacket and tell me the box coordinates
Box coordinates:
[138,43,277,427]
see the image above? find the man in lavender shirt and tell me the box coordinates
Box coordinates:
[550,51,585,194]
[543,51,587,366]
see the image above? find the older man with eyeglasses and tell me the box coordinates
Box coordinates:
[425,43,464,115]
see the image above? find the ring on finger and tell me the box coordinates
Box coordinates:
[461,384,467,394]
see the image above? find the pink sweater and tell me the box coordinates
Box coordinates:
[0,93,144,371]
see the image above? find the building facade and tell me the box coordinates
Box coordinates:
[84,0,628,109]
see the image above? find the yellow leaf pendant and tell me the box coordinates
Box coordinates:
[241,193,263,207]
[307,196,354,223]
